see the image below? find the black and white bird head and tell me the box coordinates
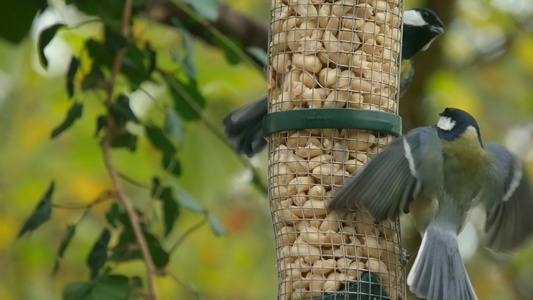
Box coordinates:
[436,108,483,146]
[402,8,445,60]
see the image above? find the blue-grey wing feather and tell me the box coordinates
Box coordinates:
[329,127,439,221]
[222,95,268,157]
[483,142,533,252]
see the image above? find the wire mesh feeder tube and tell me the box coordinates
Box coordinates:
[267,0,405,299]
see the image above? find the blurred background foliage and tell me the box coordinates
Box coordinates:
[0,0,532,299]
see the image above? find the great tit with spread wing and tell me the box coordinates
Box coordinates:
[329,108,533,300]
[223,8,444,157]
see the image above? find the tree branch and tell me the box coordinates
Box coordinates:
[101,0,159,299]
[142,0,269,67]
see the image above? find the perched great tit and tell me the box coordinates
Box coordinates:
[223,8,444,158]
[329,108,533,300]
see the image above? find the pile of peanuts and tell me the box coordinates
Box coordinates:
[269,130,402,299]
[268,0,402,114]
[267,0,403,299]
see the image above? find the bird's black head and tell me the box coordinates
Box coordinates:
[402,8,444,60]
[436,108,483,146]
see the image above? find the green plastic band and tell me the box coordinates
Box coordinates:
[263,109,402,136]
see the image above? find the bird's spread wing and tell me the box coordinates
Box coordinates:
[329,127,441,221]
[222,95,268,157]
[483,142,533,253]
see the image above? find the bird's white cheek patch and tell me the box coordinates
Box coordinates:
[403,10,427,26]
[437,116,456,131]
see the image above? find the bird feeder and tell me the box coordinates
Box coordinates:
[266,0,405,299]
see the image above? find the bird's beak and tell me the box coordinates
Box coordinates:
[429,25,444,37]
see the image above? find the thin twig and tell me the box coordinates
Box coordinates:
[160,71,268,195]
[169,213,208,254]
[101,0,159,299]
[52,190,114,210]
[118,172,151,189]
[165,270,201,299]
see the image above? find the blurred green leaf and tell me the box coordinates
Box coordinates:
[18,182,54,238]
[51,102,83,139]
[164,75,205,121]
[181,0,219,21]
[105,203,121,229]
[146,43,157,75]
[66,57,80,98]
[104,27,126,55]
[86,39,114,69]
[161,153,182,177]
[111,95,138,125]
[170,181,204,213]
[122,45,152,90]
[63,282,92,300]
[214,36,241,65]
[158,187,180,236]
[207,214,226,236]
[63,269,130,300]
[38,23,66,69]
[246,47,268,66]
[151,177,161,198]
[111,226,169,268]
[66,0,122,30]
[164,108,185,147]
[87,228,111,279]
[95,115,106,138]
[145,125,176,155]
[170,21,196,80]
[0,0,47,44]
[53,224,77,275]
[81,62,105,91]
[110,132,137,152]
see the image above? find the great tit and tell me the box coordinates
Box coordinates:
[329,108,533,300]
[223,8,444,158]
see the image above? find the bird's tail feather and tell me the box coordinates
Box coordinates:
[407,224,478,300]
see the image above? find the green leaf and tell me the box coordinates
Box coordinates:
[110,227,169,268]
[145,125,176,155]
[85,39,114,70]
[164,108,185,147]
[246,47,268,66]
[81,62,105,91]
[164,75,205,121]
[66,57,80,98]
[169,21,196,80]
[111,95,138,125]
[105,203,121,229]
[110,132,137,152]
[182,0,219,21]
[53,224,77,275]
[151,177,161,198]
[158,187,180,236]
[0,0,47,44]
[63,270,130,300]
[87,229,111,279]
[213,36,242,65]
[63,282,92,300]
[170,181,204,213]
[122,45,152,90]
[161,153,182,177]
[146,43,157,75]
[18,182,54,238]
[66,0,122,30]
[38,23,66,69]
[51,102,83,139]
[208,214,227,236]
[104,27,127,55]
[94,115,106,138]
